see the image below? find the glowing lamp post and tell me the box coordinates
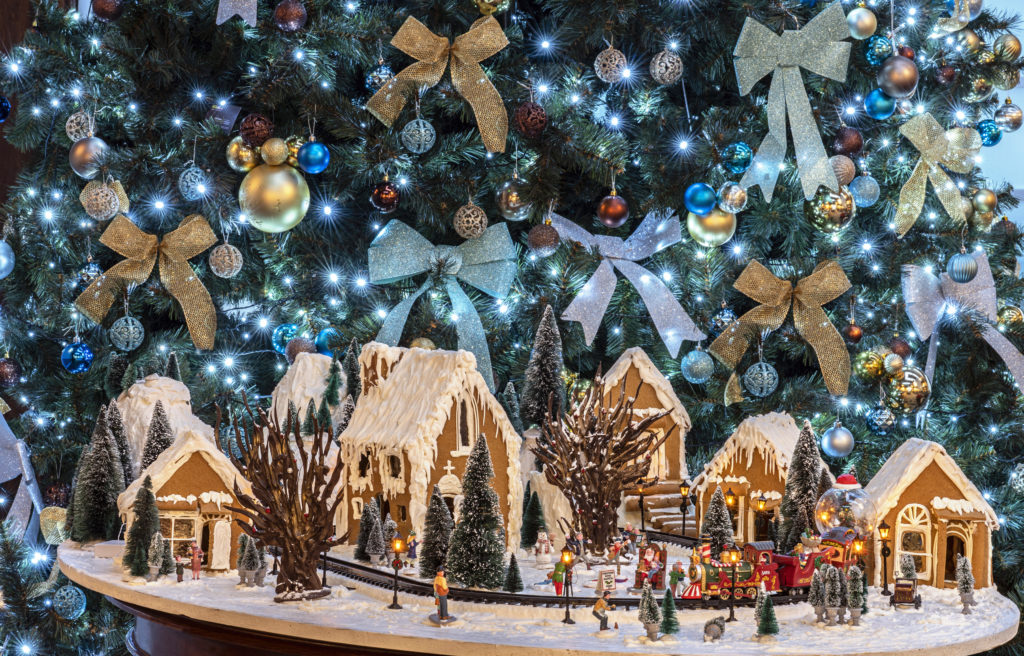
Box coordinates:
[678,478,692,519]
[560,545,575,624]
[723,544,741,622]
[878,520,892,596]
[387,536,406,610]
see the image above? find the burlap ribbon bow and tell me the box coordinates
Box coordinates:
[734,2,851,201]
[894,113,981,238]
[710,259,851,404]
[75,215,218,350]
[367,16,508,153]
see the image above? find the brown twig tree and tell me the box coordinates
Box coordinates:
[220,397,346,602]
[532,374,674,556]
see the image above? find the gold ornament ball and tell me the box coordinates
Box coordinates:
[964,71,995,103]
[805,185,856,233]
[473,0,508,14]
[260,137,289,166]
[961,196,976,221]
[998,305,1024,326]
[973,188,998,213]
[854,350,886,381]
[973,210,996,232]
[956,28,983,53]
[238,164,310,233]
[286,135,306,167]
[886,365,931,415]
[883,352,904,376]
[40,506,68,545]
[686,208,736,248]
[410,337,437,350]
[847,7,877,40]
[975,49,997,65]
[69,136,108,179]
[226,136,260,173]
[453,202,488,240]
[994,33,1022,62]
[994,66,1021,91]
[829,155,857,186]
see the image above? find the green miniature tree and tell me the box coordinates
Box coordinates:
[354,498,380,563]
[779,421,823,553]
[520,491,545,549]
[72,410,126,542]
[366,513,386,562]
[323,354,343,407]
[659,589,679,634]
[336,395,355,435]
[755,582,779,636]
[342,340,361,403]
[700,487,734,559]
[106,402,134,485]
[160,539,175,576]
[164,352,182,381]
[301,400,317,435]
[419,486,454,578]
[123,476,159,577]
[500,381,524,434]
[316,397,332,433]
[899,553,918,579]
[240,534,262,572]
[446,437,506,589]
[520,305,565,429]
[105,353,130,399]
[847,566,864,612]
[638,580,661,628]
[503,553,524,593]
[140,401,173,471]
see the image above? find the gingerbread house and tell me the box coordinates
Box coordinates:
[691,412,829,544]
[338,343,523,550]
[864,438,997,589]
[117,429,252,570]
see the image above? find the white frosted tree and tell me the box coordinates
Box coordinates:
[824,565,842,609]
[700,487,734,559]
[419,485,453,578]
[898,553,918,579]
[147,532,166,573]
[520,305,565,429]
[105,402,134,484]
[638,580,661,629]
[354,497,380,563]
[140,401,173,471]
[366,513,386,562]
[72,410,126,542]
[778,420,822,552]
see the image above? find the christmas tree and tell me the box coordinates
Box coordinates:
[382,513,398,542]
[847,565,864,612]
[140,401,174,471]
[700,487,734,559]
[301,400,317,435]
[824,565,842,609]
[105,401,134,485]
[637,580,661,627]
[336,396,355,435]
[105,353,130,398]
[72,409,126,541]
[808,568,825,610]
[778,421,822,553]
[956,554,975,594]
[240,534,262,572]
[659,588,679,635]
[520,490,545,549]
[164,352,182,381]
[755,582,779,636]
[123,476,159,577]
[316,397,332,432]
[500,381,524,435]
[160,539,176,576]
[899,553,918,579]
[148,532,167,574]
[354,498,380,563]
[366,513,386,562]
[343,340,361,403]
[419,485,454,578]
[323,355,343,408]
[520,305,565,430]
[446,437,505,589]
[503,553,524,593]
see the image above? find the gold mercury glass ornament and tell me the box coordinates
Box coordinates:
[226,136,260,173]
[238,164,310,233]
[805,185,856,233]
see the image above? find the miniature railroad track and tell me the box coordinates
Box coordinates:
[631,527,698,548]
[323,555,808,610]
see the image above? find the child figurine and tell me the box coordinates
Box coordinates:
[669,561,686,597]
[551,558,567,596]
[433,567,450,620]
[406,531,418,567]
[175,555,184,583]
[189,541,204,581]
[593,590,615,630]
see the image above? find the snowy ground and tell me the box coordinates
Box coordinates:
[59,544,1019,656]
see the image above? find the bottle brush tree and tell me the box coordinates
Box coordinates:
[755,582,779,636]
[123,476,159,576]
[847,565,864,611]
[72,409,126,542]
[503,553,524,593]
[160,538,175,576]
[520,305,565,429]
[700,487,734,560]
[520,491,545,549]
[778,420,822,553]
[140,401,174,471]
[956,554,975,594]
[106,402,134,485]
[638,580,661,627]
[824,565,842,608]
[659,589,679,634]
[148,532,166,574]
[354,498,380,563]
[419,485,454,578]
[446,437,506,589]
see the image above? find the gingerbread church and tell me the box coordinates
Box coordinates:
[337,342,523,550]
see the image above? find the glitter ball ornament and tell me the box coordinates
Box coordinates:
[209,243,243,278]
[285,336,316,364]
[898,45,917,59]
[239,164,310,233]
[53,585,87,621]
[888,336,912,358]
[684,182,718,216]
[454,201,488,239]
[864,88,897,120]
[110,316,144,351]
[178,166,208,201]
[297,140,330,174]
[513,101,547,138]
[973,211,997,231]
[854,350,885,381]
[976,49,997,65]
[814,473,876,536]
[721,142,753,175]
[272,323,299,354]
[79,260,102,286]
[597,191,629,228]
[410,337,437,350]
[527,221,560,257]
[594,46,628,83]
[805,185,856,233]
[887,365,930,415]
[65,111,93,141]
[995,100,1023,132]
[314,327,341,357]
[865,36,892,67]
[946,0,983,21]
[743,361,779,398]
[0,241,13,280]
[81,183,121,221]
[285,135,305,167]
[865,405,896,436]
[370,178,400,214]
[821,421,855,458]
[709,305,737,339]
[60,342,94,374]
[849,175,880,207]
[717,182,748,214]
[91,0,124,21]
[832,126,864,156]
[474,0,509,14]
[947,250,978,283]
[936,63,958,85]
[239,113,274,148]
[842,321,864,344]
[998,305,1024,326]
[976,119,1002,147]
[687,209,736,248]
[226,136,260,173]
[495,174,532,221]
[994,33,1022,62]
[829,155,857,186]
[991,216,1017,237]
[69,136,108,179]
[0,357,21,387]
[260,137,290,166]
[883,352,904,375]
[878,55,919,99]
[994,66,1021,91]
[973,188,999,213]
[400,118,436,154]
[650,49,683,85]
[847,7,877,40]
[964,72,995,103]
[273,0,307,32]
[365,63,394,92]
[40,506,67,545]
[680,349,714,384]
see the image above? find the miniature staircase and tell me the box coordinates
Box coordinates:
[621,481,695,537]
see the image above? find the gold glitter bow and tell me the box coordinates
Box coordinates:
[894,113,981,238]
[366,16,508,153]
[710,259,851,404]
[74,214,218,350]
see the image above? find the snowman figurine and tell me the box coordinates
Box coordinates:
[534,531,553,566]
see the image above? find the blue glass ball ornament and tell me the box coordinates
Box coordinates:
[60,341,94,374]
[297,140,330,174]
[365,64,394,92]
[849,175,881,207]
[865,404,896,436]
[743,361,779,397]
[708,306,738,339]
[945,0,983,22]
[53,584,87,621]
[684,182,718,216]
[680,349,714,384]
[976,119,1003,147]
[272,323,299,355]
[0,240,14,280]
[865,36,892,67]
[110,316,145,351]
[314,326,342,357]
[821,421,855,458]
[864,88,897,120]
[0,96,10,123]
[947,251,979,283]
[721,142,753,175]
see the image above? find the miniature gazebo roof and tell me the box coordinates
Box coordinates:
[864,437,999,530]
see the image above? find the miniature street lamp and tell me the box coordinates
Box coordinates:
[560,545,575,624]
[723,544,741,622]
[387,536,407,610]
[756,493,767,512]
[724,487,737,508]
[679,478,692,518]
[636,476,658,532]
[878,520,892,596]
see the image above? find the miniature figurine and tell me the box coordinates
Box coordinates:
[434,567,450,620]
[406,531,418,567]
[551,558,567,596]
[593,590,615,630]
[668,561,686,597]
[189,541,203,581]
[534,531,552,565]
[175,555,184,583]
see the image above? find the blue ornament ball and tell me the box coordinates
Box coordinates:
[297,141,330,174]
[53,584,87,621]
[947,251,979,283]
[743,361,779,397]
[976,119,1003,147]
[849,175,881,207]
[314,326,342,357]
[721,142,753,175]
[60,342,94,374]
[865,36,892,66]
[0,241,14,280]
[0,96,10,123]
[864,88,897,120]
[680,349,714,384]
[684,182,718,216]
[272,323,299,354]
[865,404,896,436]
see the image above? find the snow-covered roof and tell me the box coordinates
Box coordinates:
[117,429,252,521]
[692,412,825,493]
[865,438,998,530]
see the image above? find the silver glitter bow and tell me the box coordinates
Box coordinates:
[216,0,257,26]
[368,220,517,389]
[903,251,1024,395]
[549,210,705,358]
[0,413,43,541]
[734,2,851,201]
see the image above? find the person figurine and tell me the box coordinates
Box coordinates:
[189,541,203,581]
[175,555,184,583]
[669,561,686,597]
[406,531,418,567]
[593,590,615,631]
[433,567,450,621]
[551,558,566,596]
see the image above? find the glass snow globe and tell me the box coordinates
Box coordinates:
[814,472,877,538]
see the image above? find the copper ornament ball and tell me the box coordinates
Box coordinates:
[991,216,1017,237]
[877,55,919,99]
[888,336,912,358]
[0,357,21,387]
[829,155,857,186]
[370,180,400,214]
[897,45,916,59]
[91,0,124,21]
[832,126,863,156]
[239,113,275,148]
[285,337,316,364]
[935,63,958,86]
[273,0,308,32]
[514,102,547,138]
[842,322,864,344]
[527,223,560,257]
[597,193,629,228]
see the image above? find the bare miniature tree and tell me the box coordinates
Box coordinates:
[531,373,673,556]
[221,398,347,602]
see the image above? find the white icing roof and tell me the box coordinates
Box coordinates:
[602,347,691,478]
[865,438,998,530]
[270,352,348,429]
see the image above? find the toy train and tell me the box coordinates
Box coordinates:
[682,527,862,600]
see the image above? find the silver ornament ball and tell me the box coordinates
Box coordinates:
[178,165,209,201]
[829,155,857,186]
[847,7,878,40]
[947,251,978,283]
[821,421,855,458]
[680,349,714,384]
[209,243,244,278]
[849,175,880,207]
[743,361,779,397]
[110,316,145,351]
[400,118,436,154]
[69,136,108,179]
[865,405,896,436]
[995,101,1023,133]
[0,241,14,280]
[650,49,683,85]
[717,182,748,214]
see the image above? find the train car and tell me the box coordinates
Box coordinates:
[774,550,825,590]
[683,540,780,600]
[817,526,861,570]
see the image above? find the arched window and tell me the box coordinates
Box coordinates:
[896,504,932,580]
